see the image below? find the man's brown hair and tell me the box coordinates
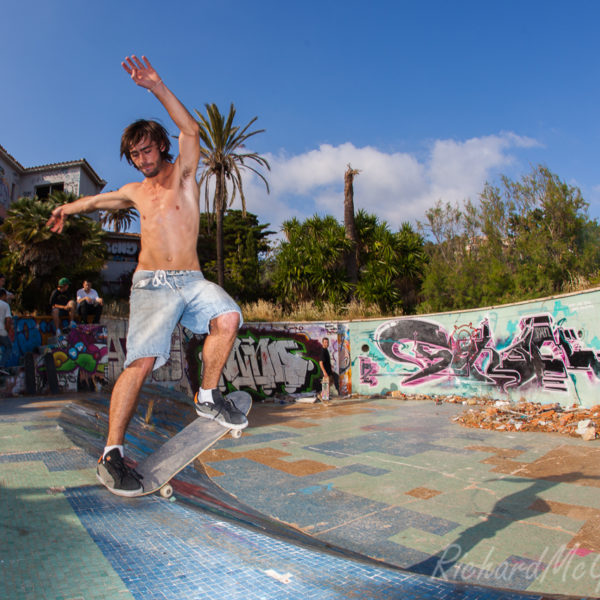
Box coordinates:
[120,119,173,165]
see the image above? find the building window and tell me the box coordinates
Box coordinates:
[35,182,64,199]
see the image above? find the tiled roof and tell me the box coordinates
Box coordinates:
[0,143,106,187]
[0,143,25,171]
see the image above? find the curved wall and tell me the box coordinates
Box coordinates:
[4,288,600,408]
[351,288,600,407]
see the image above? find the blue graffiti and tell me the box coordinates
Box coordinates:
[5,317,44,366]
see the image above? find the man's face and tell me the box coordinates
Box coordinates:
[83,281,91,292]
[323,338,329,348]
[59,284,69,292]
[129,136,164,178]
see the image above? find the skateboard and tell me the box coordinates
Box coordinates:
[132,391,252,498]
[321,377,330,402]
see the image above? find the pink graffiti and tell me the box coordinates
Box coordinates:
[359,356,380,387]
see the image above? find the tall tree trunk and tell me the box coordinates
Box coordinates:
[215,174,225,288]
[344,164,360,286]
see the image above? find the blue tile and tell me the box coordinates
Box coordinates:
[65,486,546,600]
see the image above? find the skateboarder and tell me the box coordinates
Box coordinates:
[47,55,247,496]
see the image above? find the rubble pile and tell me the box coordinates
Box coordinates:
[386,390,599,440]
[454,398,600,440]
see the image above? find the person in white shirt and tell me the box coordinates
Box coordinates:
[0,288,15,368]
[76,280,103,324]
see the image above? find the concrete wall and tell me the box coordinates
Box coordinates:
[1,317,108,395]
[0,159,17,219]
[351,288,600,407]
[106,320,342,400]
[19,165,82,197]
[3,287,600,407]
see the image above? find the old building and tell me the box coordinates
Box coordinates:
[0,143,106,221]
[0,143,141,293]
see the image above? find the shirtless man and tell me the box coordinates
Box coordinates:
[47,55,246,496]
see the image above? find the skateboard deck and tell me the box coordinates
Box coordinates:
[133,391,252,498]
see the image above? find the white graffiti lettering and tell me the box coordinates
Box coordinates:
[222,336,316,394]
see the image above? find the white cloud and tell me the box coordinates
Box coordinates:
[229,132,540,238]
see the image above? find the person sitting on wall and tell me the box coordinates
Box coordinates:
[0,274,14,302]
[0,288,15,369]
[49,277,77,336]
[76,280,103,324]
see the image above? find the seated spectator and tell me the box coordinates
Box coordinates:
[0,288,14,368]
[50,277,77,335]
[76,280,103,324]
[0,274,14,302]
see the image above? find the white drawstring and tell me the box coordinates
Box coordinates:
[152,269,174,289]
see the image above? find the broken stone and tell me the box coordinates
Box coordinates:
[582,427,597,442]
[576,419,597,441]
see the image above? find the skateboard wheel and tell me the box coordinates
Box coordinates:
[231,429,242,439]
[159,484,173,498]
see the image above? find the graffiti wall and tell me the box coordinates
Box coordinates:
[101,320,340,400]
[4,319,341,401]
[351,288,600,407]
[50,325,108,391]
[7,287,598,407]
[183,323,339,400]
[0,322,108,396]
[105,319,191,394]
[5,316,57,367]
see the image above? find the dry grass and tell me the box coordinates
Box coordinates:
[240,299,388,322]
[562,273,592,294]
[104,298,388,323]
[103,299,130,319]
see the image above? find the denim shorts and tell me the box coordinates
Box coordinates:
[125,270,243,370]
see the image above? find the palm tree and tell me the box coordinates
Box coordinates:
[100,207,139,232]
[273,215,352,306]
[344,163,361,287]
[195,103,270,287]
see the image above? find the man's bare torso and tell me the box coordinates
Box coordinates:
[128,160,201,272]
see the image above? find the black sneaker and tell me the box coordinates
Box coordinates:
[194,389,248,430]
[97,448,143,497]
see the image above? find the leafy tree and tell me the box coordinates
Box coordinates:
[272,211,426,313]
[418,165,600,313]
[418,200,481,312]
[0,192,107,312]
[272,215,352,307]
[354,212,426,313]
[195,103,270,287]
[196,210,274,301]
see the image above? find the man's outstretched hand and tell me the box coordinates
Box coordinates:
[122,55,161,91]
[46,206,67,233]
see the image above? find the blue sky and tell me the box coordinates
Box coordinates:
[2,0,600,236]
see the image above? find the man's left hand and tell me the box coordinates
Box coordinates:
[122,55,161,91]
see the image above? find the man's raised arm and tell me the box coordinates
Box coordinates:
[46,188,133,234]
[122,55,200,171]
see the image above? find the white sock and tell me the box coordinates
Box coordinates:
[199,388,215,404]
[103,445,124,458]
